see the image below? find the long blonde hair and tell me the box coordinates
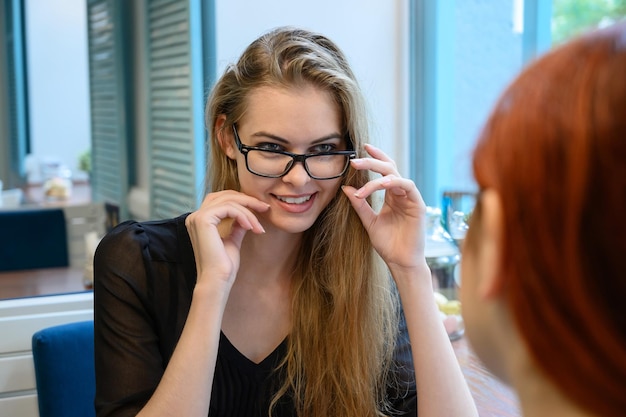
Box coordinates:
[205,27,399,416]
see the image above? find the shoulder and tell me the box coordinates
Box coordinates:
[93,213,196,321]
[96,213,192,264]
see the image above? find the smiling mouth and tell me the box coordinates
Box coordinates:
[275,194,313,204]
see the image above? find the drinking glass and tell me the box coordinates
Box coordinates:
[441,191,477,248]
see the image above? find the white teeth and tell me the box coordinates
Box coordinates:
[277,195,312,204]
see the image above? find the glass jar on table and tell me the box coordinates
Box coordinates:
[41,162,73,200]
[425,206,464,340]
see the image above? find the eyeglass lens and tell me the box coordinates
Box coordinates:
[246,150,349,179]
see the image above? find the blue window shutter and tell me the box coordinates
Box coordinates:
[86,0,132,219]
[1,0,30,187]
[147,0,207,219]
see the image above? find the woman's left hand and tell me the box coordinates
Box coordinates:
[343,144,427,271]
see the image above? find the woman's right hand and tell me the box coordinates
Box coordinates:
[133,191,269,417]
[185,190,269,290]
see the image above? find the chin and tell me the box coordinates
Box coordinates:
[275,219,318,234]
[263,212,318,234]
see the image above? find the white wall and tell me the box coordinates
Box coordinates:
[24,0,90,183]
[214,0,410,175]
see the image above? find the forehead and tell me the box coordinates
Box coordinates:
[242,85,342,137]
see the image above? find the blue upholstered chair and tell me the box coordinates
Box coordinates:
[32,320,95,417]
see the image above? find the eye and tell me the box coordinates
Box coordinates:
[310,143,337,153]
[256,142,284,152]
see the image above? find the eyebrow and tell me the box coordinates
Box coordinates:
[250,131,343,145]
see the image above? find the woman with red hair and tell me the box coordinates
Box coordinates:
[461,21,626,417]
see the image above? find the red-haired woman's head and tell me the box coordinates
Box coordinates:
[465,22,626,416]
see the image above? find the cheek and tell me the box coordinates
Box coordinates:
[459,218,481,309]
[460,249,486,350]
[459,253,477,330]
[460,246,507,381]
[324,176,343,192]
[329,179,342,195]
[459,253,474,306]
[235,163,261,195]
[319,179,342,203]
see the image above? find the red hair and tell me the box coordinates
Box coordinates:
[472,22,626,416]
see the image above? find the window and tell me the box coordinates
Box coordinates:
[552,0,626,45]
[409,0,552,208]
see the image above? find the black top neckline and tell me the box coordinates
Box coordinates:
[219,331,287,374]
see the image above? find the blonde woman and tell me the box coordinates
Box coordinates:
[94,27,476,417]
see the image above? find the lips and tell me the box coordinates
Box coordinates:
[275,194,313,204]
[272,193,317,214]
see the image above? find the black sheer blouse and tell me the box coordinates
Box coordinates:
[94,214,417,416]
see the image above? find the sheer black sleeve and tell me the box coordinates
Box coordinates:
[93,216,195,417]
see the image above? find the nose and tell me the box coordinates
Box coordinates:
[281,160,311,187]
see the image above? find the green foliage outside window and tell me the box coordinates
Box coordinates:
[78,149,91,174]
[552,0,626,45]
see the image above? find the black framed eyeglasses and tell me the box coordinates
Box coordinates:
[232,125,356,180]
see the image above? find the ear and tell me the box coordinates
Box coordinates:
[477,189,506,300]
[215,115,237,160]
